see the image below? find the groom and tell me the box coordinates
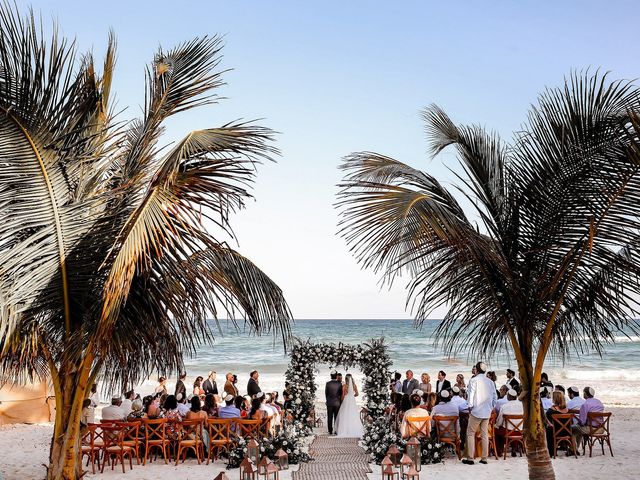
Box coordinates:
[325,370,343,435]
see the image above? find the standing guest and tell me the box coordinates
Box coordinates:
[567,386,585,411]
[450,386,469,412]
[102,396,126,421]
[571,386,604,451]
[175,371,187,400]
[224,372,239,397]
[455,374,467,398]
[203,394,218,417]
[247,370,262,397]
[203,371,218,396]
[401,394,430,438]
[419,373,432,394]
[541,387,553,411]
[177,394,191,416]
[81,399,93,425]
[219,394,241,418]
[249,397,267,421]
[155,377,168,396]
[402,370,420,395]
[545,391,568,454]
[471,365,478,377]
[540,372,553,389]
[127,399,147,421]
[494,385,509,413]
[283,382,293,411]
[505,369,520,390]
[431,390,460,431]
[186,396,208,421]
[462,361,497,465]
[391,372,403,394]
[193,376,205,397]
[121,390,135,416]
[435,370,451,394]
[494,389,523,456]
[89,384,100,408]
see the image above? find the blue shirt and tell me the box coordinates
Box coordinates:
[218,406,241,419]
[466,374,497,419]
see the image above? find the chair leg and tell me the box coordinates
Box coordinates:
[607,438,614,457]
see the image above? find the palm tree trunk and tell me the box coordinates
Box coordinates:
[522,382,555,480]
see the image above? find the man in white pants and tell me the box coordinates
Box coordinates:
[462,361,497,465]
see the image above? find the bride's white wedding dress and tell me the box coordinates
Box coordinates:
[335,378,363,438]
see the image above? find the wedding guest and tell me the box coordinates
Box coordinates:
[121,390,135,415]
[247,370,262,397]
[462,361,497,465]
[391,372,402,394]
[545,391,568,454]
[89,383,100,408]
[455,374,467,398]
[494,385,509,413]
[423,392,437,412]
[81,399,93,425]
[235,395,249,418]
[203,371,218,396]
[505,369,520,390]
[161,395,183,421]
[399,394,412,413]
[203,393,218,417]
[175,371,187,400]
[471,365,477,377]
[102,396,126,421]
[402,370,419,394]
[249,397,267,420]
[419,373,432,394]
[494,389,523,456]
[540,372,553,389]
[224,372,238,397]
[401,394,430,438]
[127,399,147,421]
[155,377,168,396]
[541,386,553,411]
[571,386,604,451]
[450,386,469,412]
[186,396,208,421]
[218,394,241,418]
[486,371,498,386]
[431,390,460,429]
[567,386,585,411]
[176,394,190,416]
[273,391,284,410]
[554,384,566,394]
[435,371,451,394]
[193,376,205,397]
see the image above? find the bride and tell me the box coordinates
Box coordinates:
[335,373,363,438]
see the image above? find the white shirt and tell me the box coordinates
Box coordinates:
[567,396,585,411]
[101,405,125,421]
[467,374,497,419]
[89,392,101,408]
[121,399,133,415]
[496,399,523,429]
[541,397,552,411]
[401,407,430,438]
[431,401,460,431]
[450,395,469,412]
[494,397,509,413]
[177,402,190,416]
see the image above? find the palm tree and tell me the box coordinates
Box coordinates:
[337,72,640,478]
[0,6,291,479]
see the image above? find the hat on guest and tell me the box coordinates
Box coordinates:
[255,391,265,399]
[176,393,183,401]
[568,386,579,395]
[452,385,461,394]
[508,389,517,397]
[412,389,422,396]
[586,386,595,396]
[224,394,234,402]
[440,390,450,399]
[187,394,194,401]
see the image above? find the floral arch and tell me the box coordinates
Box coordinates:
[284,337,392,433]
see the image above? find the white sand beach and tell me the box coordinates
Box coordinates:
[1,406,636,480]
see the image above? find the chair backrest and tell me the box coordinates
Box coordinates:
[550,413,573,439]
[179,419,203,442]
[587,412,611,436]
[406,416,430,438]
[207,418,233,443]
[236,419,261,439]
[503,414,524,435]
[434,415,459,440]
[260,416,272,437]
[101,425,124,449]
[81,424,97,447]
[115,421,140,442]
[143,418,167,441]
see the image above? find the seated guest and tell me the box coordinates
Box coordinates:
[423,392,437,413]
[177,394,191,416]
[450,386,469,412]
[102,396,126,421]
[401,394,430,438]
[571,386,604,452]
[148,393,164,418]
[203,394,218,417]
[185,395,208,421]
[567,386,585,411]
[249,397,267,421]
[161,394,184,421]
[127,399,147,421]
[545,391,568,454]
[431,390,460,431]
[495,389,523,456]
[235,395,249,418]
[555,384,566,394]
[455,374,467,399]
[399,394,412,413]
[121,390,135,416]
[495,385,509,413]
[419,373,432,394]
[540,372,553,389]
[273,391,284,410]
[505,369,520,390]
[81,399,93,426]
[219,395,241,418]
[540,386,553,411]
[193,376,205,397]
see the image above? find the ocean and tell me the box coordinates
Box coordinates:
[136,319,640,407]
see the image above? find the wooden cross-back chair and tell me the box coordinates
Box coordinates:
[175,419,205,465]
[433,415,462,459]
[474,410,499,460]
[405,416,430,438]
[207,418,235,463]
[550,414,577,458]
[583,412,613,457]
[81,424,103,474]
[236,419,262,440]
[143,418,170,465]
[503,414,526,459]
[116,421,142,465]
[101,425,134,473]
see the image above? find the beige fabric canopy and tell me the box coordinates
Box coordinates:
[0,381,54,425]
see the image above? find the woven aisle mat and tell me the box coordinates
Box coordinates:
[293,434,372,480]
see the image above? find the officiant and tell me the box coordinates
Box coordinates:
[247,370,262,397]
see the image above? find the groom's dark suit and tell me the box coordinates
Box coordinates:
[325,379,343,434]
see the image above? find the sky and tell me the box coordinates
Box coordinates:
[27,0,640,319]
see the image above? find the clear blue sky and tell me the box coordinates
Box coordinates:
[29,1,640,318]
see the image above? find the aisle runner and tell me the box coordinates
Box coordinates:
[293,435,372,480]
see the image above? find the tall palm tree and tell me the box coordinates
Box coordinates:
[337,73,640,478]
[0,6,291,479]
